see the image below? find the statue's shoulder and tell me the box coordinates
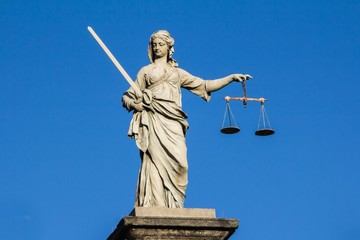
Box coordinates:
[175,67,190,76]
[138,64,153,73]
[135,64,153,81]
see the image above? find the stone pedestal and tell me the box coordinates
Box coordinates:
[107,207,239,240]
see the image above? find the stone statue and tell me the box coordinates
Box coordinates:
[122,30,251,208]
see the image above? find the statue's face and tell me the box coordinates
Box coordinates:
[152,38,169,59]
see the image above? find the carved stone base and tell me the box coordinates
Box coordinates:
[107,207,239,240]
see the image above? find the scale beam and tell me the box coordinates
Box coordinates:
[224,96,267,103]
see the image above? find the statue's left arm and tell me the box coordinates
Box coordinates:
[178,68,252,100]
[205,74,252,93]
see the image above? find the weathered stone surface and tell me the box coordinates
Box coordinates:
[131,207,216,218]
[107,208,239,240]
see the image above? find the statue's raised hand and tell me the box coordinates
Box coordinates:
[232,74,253,82]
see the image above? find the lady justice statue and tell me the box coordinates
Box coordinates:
[122,30,252,208]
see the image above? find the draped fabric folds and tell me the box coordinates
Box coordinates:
[123,65,210,208]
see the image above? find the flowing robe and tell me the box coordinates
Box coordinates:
[123,64,211,208]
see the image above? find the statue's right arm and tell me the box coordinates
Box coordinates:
[122,91,137,111]
[122,87,145,112]
[122,67,147,112]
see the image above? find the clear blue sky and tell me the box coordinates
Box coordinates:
[1,1,360,239]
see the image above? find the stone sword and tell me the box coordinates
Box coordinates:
[87,26,142,98]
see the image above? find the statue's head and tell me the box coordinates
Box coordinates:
[148,30,178,67]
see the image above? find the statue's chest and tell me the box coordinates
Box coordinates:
[148,67,165,82]
[146,67,179,87]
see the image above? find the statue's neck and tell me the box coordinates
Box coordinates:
[153,56,168,67]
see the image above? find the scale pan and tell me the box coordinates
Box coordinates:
[221,126,240,134]
[255,128,275,136]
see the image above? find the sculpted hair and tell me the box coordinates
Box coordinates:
[148,30,178,67]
